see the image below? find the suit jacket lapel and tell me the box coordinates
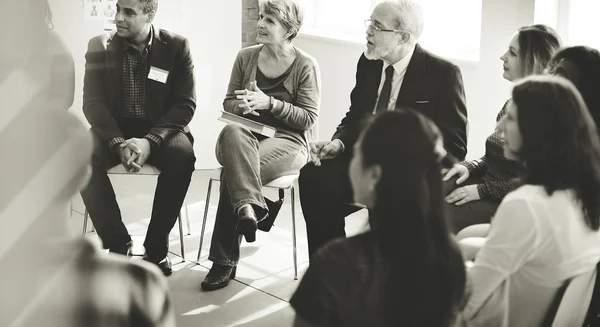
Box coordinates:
[147,26,168,111]
[395,43,426,108]
[107,33,124,111]
[365,59,383,112]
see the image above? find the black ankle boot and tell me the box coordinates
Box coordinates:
[200,264,237,291]
[237,205,258,242]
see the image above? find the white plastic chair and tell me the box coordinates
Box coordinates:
[196,167,300,279]
[81,164,191,260]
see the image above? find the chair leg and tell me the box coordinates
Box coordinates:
[82,208,89,237]
[184,200,191,236]
[291,186,298,280]
[197,178,215,261]
[178,213,185,262]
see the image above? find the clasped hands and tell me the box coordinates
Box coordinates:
[118,138,151,173]
[442,164,480,205]
[234,81,270,116]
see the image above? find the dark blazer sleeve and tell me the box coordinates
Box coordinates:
[331,54,370,149]
[82,36,124,142]
[148,37,196,142]
[435,64,468,161]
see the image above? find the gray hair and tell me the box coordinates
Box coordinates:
[385,0,424,41]
[260,0,303,41]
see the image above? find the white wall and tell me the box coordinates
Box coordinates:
[49,0,240,169]
[294,0,536,160]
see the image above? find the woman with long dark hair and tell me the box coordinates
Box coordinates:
[460,75,600,326]
[547,45,600,128]
[290,110,466,327]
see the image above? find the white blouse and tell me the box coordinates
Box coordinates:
[461,184,600,326]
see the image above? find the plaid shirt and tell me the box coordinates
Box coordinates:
[108,27,162,150]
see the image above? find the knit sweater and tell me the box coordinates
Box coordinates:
[460,100,525,200]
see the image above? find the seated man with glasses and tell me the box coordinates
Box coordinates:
[299,0,468,259]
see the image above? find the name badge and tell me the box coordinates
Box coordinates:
[148,66,169,83]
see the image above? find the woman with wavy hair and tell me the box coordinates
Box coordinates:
[291,110,466,327]
[459,75,600,326]
[443,24,561,234]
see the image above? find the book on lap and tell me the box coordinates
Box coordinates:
[218,111,276,138]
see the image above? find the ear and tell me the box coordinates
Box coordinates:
[147,10,156,23]
[367,164,382,190]
[397,31,410,45]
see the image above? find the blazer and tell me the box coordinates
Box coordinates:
[82,26,196,144]
[332,44,468,160]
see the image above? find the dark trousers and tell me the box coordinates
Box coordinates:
[80,119,196,260]
[298,154,361,259]
[443,176,499,234]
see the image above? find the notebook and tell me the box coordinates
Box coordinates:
[218,111,277,138]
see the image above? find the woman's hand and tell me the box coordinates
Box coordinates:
[234,81,270,115]
[445,184,481,205]
[443,163,470,184]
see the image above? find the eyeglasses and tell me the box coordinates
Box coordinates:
[364,19,405,33]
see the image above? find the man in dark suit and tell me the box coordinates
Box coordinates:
[299,0,468,258]
[81,0,196,275]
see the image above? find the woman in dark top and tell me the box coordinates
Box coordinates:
[443,24,561,233]
[547,46,600,128]
[201,0,320,291]
[291,110,466,327]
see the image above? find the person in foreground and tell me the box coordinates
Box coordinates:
[291,110,466,327]
[458,75,600,326]
[0,108,174,325]
[201,0,320,291]
[80,0,196,276]
[443,24,560,234]
[299,0,468,258]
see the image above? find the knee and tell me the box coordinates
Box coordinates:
[159,149,196,175]
[299,162,319,188]
[217,124,253,149]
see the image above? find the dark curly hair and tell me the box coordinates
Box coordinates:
[512,75,600,230]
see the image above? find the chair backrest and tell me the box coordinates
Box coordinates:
[550,266,597,327]
[584,262,600,327]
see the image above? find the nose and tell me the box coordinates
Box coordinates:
[500,52,507,62]
[115,10,124,22]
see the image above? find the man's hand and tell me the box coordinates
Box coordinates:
[120,138,151,172]
[309,140,344,166]
[118,143,142,173]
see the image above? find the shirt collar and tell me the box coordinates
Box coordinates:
[123,25,154,56]
[383,45,416,75]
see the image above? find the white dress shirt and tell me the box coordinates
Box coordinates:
[461,184,600,326]
[373,46,416,113]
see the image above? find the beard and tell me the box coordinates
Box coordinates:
[364,38,398,60]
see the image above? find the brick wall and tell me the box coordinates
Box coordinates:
[242,0,259,48]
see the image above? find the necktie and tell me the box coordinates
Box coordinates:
[376,65,395,113]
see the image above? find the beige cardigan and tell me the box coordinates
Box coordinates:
[223,44,321,147]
